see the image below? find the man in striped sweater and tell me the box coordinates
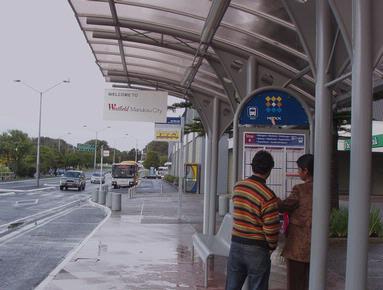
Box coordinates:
[226,150,280,290]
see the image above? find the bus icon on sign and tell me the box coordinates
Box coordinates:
[248,107,258,119]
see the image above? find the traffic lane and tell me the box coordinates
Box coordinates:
[0,204,106,290]
[0,177,61,190]
[0,182,99,226]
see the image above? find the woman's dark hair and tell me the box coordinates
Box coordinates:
[297,154,314,176]
[251,150,274,175]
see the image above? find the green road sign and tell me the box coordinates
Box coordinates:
[344,134,383,151]
[77,143,95,152]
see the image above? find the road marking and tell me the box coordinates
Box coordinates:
[14,199,39,206]
[139,201,145,223]
[0,192,16,196]
[0,188,24,193]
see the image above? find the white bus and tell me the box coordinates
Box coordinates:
[111,161,138,189]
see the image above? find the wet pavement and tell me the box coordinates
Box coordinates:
[41,182,383,290]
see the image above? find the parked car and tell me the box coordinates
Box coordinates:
[60,170,86,191]
[91,172,105,184]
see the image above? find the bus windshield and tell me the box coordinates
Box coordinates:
[112,165,136,178]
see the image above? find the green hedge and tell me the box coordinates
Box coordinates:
[329,207,383,238]
[163,175,178,185]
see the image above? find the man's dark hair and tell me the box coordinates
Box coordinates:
[251,150,274,175]
[297,154,314,176]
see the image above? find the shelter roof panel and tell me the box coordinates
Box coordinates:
[71,0,111,16]
[223,4,303,54]
[96,53,122,64]
[80,17,116,32]
[99,62,124,72]
[115,2,206,35]
[69,0,316,107]
[120,42,195,60]
[231,0,292,22]
[115,0,212,19]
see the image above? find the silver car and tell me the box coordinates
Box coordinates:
[91,172,105,184]
[60,170,86,191]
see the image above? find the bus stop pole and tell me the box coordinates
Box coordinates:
[99,145,104,194]
[203,133,212,234]
[345,1,372,289]
[208,97,220,235]
[177,117,184,219]
[309,1,332,289]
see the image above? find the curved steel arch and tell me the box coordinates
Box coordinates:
[86,17,313,83]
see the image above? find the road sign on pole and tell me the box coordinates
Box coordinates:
[77,143,95,152]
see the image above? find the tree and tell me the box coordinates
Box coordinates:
[143,151,160,169]
[0,130,33,176]
[159,155,168,166]
[144,141,168,156]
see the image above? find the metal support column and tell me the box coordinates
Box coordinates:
[208,97,220,235]
[185,133,190,163]
[203,133,212,234]
[345,1,372,289]
[192,132,197,163]
[246,56,257,94]
[309,1,332,289]
[233,56,257,186]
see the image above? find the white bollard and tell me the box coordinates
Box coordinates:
[218,194,229,216]
[92,189,99,203]
[111,192,121,211]
[106,191,112,208]
[98,188,106,205]
[229,197,234,214]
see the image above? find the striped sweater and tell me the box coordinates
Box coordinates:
[231,175,280,250]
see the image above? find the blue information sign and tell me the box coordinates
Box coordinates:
[244,132,305,147]
[166,117,181,125]
[239,89,309,126]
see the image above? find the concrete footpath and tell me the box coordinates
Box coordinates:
[39,189,383,290]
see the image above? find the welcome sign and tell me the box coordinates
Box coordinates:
[103,89,168,123]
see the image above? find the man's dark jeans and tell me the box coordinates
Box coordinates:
[225,241,271,290]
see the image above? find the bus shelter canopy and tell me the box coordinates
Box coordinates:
[68,0,383,129]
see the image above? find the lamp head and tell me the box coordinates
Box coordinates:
[14,80,21,83]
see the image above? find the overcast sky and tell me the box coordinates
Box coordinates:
[0,0,182,151]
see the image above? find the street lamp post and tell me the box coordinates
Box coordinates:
[135,139,138,162]
[83,125,111,172]
[14,79,69,187]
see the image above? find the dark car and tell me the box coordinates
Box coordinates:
[60,170,86,191]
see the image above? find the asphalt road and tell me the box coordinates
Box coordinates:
[0,176,110,290]
[0,180,100,226]
[0,177,61,191]
[0,203,106,290]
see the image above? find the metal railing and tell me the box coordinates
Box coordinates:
[0,172,16,182]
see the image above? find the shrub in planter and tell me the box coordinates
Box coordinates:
[164,174,177,184]
[329,207,348,238]
[329,207,383,238]
[369,207,383,237]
